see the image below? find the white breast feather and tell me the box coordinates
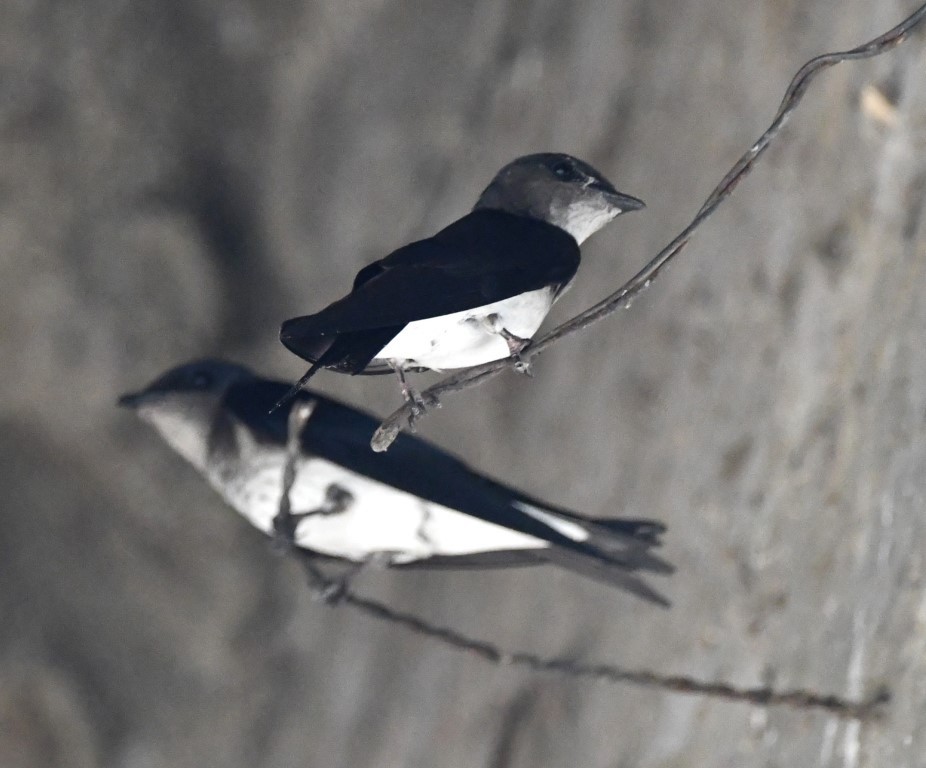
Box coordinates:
[551,201,620,245]
[375,286,555,370]
[210,431,548,563]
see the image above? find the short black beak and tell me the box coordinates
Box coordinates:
[118,391,143,409]
[606,190,645,213]
[587,179,645,212]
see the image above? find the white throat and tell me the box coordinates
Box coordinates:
[138,404,212,473]
[550,201,620,244]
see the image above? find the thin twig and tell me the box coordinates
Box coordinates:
[370,2,926,452]
[274,7,923,721]
[296,554,888,719]
[272,400,316,547]
[279,406,888,720]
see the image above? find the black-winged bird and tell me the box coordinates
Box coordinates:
[277,153,644,410]
[120,360,672,604]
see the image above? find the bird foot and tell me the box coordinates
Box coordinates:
[503,334,533,376]
[404,394,442,434]
[313,552,393,605]
[271,508,300,553]
[402,383,432,417]
[511,353,533,377]
[484,315,533,375]
[271,484,354,553]
[389,360,440,422]
[400,384,441,429]
[320,483,354,516]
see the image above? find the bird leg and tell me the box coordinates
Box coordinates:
[316,552,393,605]
[271,483,354,553]
[388,360,436,421]
[483,314,533,376]
[272,482,386,603]
[314,483,354,517]
[271,506,300,551]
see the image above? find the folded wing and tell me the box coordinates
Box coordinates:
[280,209,581,361]
[225,379,671,604]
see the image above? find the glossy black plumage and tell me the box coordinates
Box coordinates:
[228,379,653,548]
[222,376,672,603]
[121,360,671,604]
[280,209,580,374]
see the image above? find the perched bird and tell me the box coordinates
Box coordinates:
[277,153,644,410]
[120,359,672,604]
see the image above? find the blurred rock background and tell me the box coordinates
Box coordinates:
[2,1,925,766]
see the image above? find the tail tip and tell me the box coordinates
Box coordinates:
[269,364,322,414]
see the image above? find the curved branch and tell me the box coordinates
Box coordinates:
[278,406,888,720]
[295,554,888,719]
[371,1,926,452]
[270,5,926,722]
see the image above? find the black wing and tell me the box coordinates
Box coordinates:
[226,379,577,542]
[224,379,670,581]
[280,209,580,342]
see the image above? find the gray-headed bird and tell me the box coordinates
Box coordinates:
[120,360,671,604]
[278,153,644,409]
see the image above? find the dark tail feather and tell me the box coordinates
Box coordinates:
[553,510,666,545]
[531,508,673,575]
[281,320,404,376]
[273,332,373,413]
[513,504,673,600]
[272,326,397,412]
[542,547,671,607]
[583,517,666,545]
[576,531,674,576]
[269,360,325,414]
[280,316,333,362]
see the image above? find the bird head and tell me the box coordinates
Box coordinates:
[119,359,252,471]
[474,153,645,244]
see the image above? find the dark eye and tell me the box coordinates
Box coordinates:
[552,160,580,182]
[191,371,212,389]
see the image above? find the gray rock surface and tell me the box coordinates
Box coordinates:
[2,1,925,766]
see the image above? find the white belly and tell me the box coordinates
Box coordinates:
[374,287,555,370]
[213,450,547,563]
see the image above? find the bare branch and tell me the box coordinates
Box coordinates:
[277,407,888,720]
[371,2,926,452]
[271,400,315,546]
[268,6,926,723]
[289,550,887,719]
